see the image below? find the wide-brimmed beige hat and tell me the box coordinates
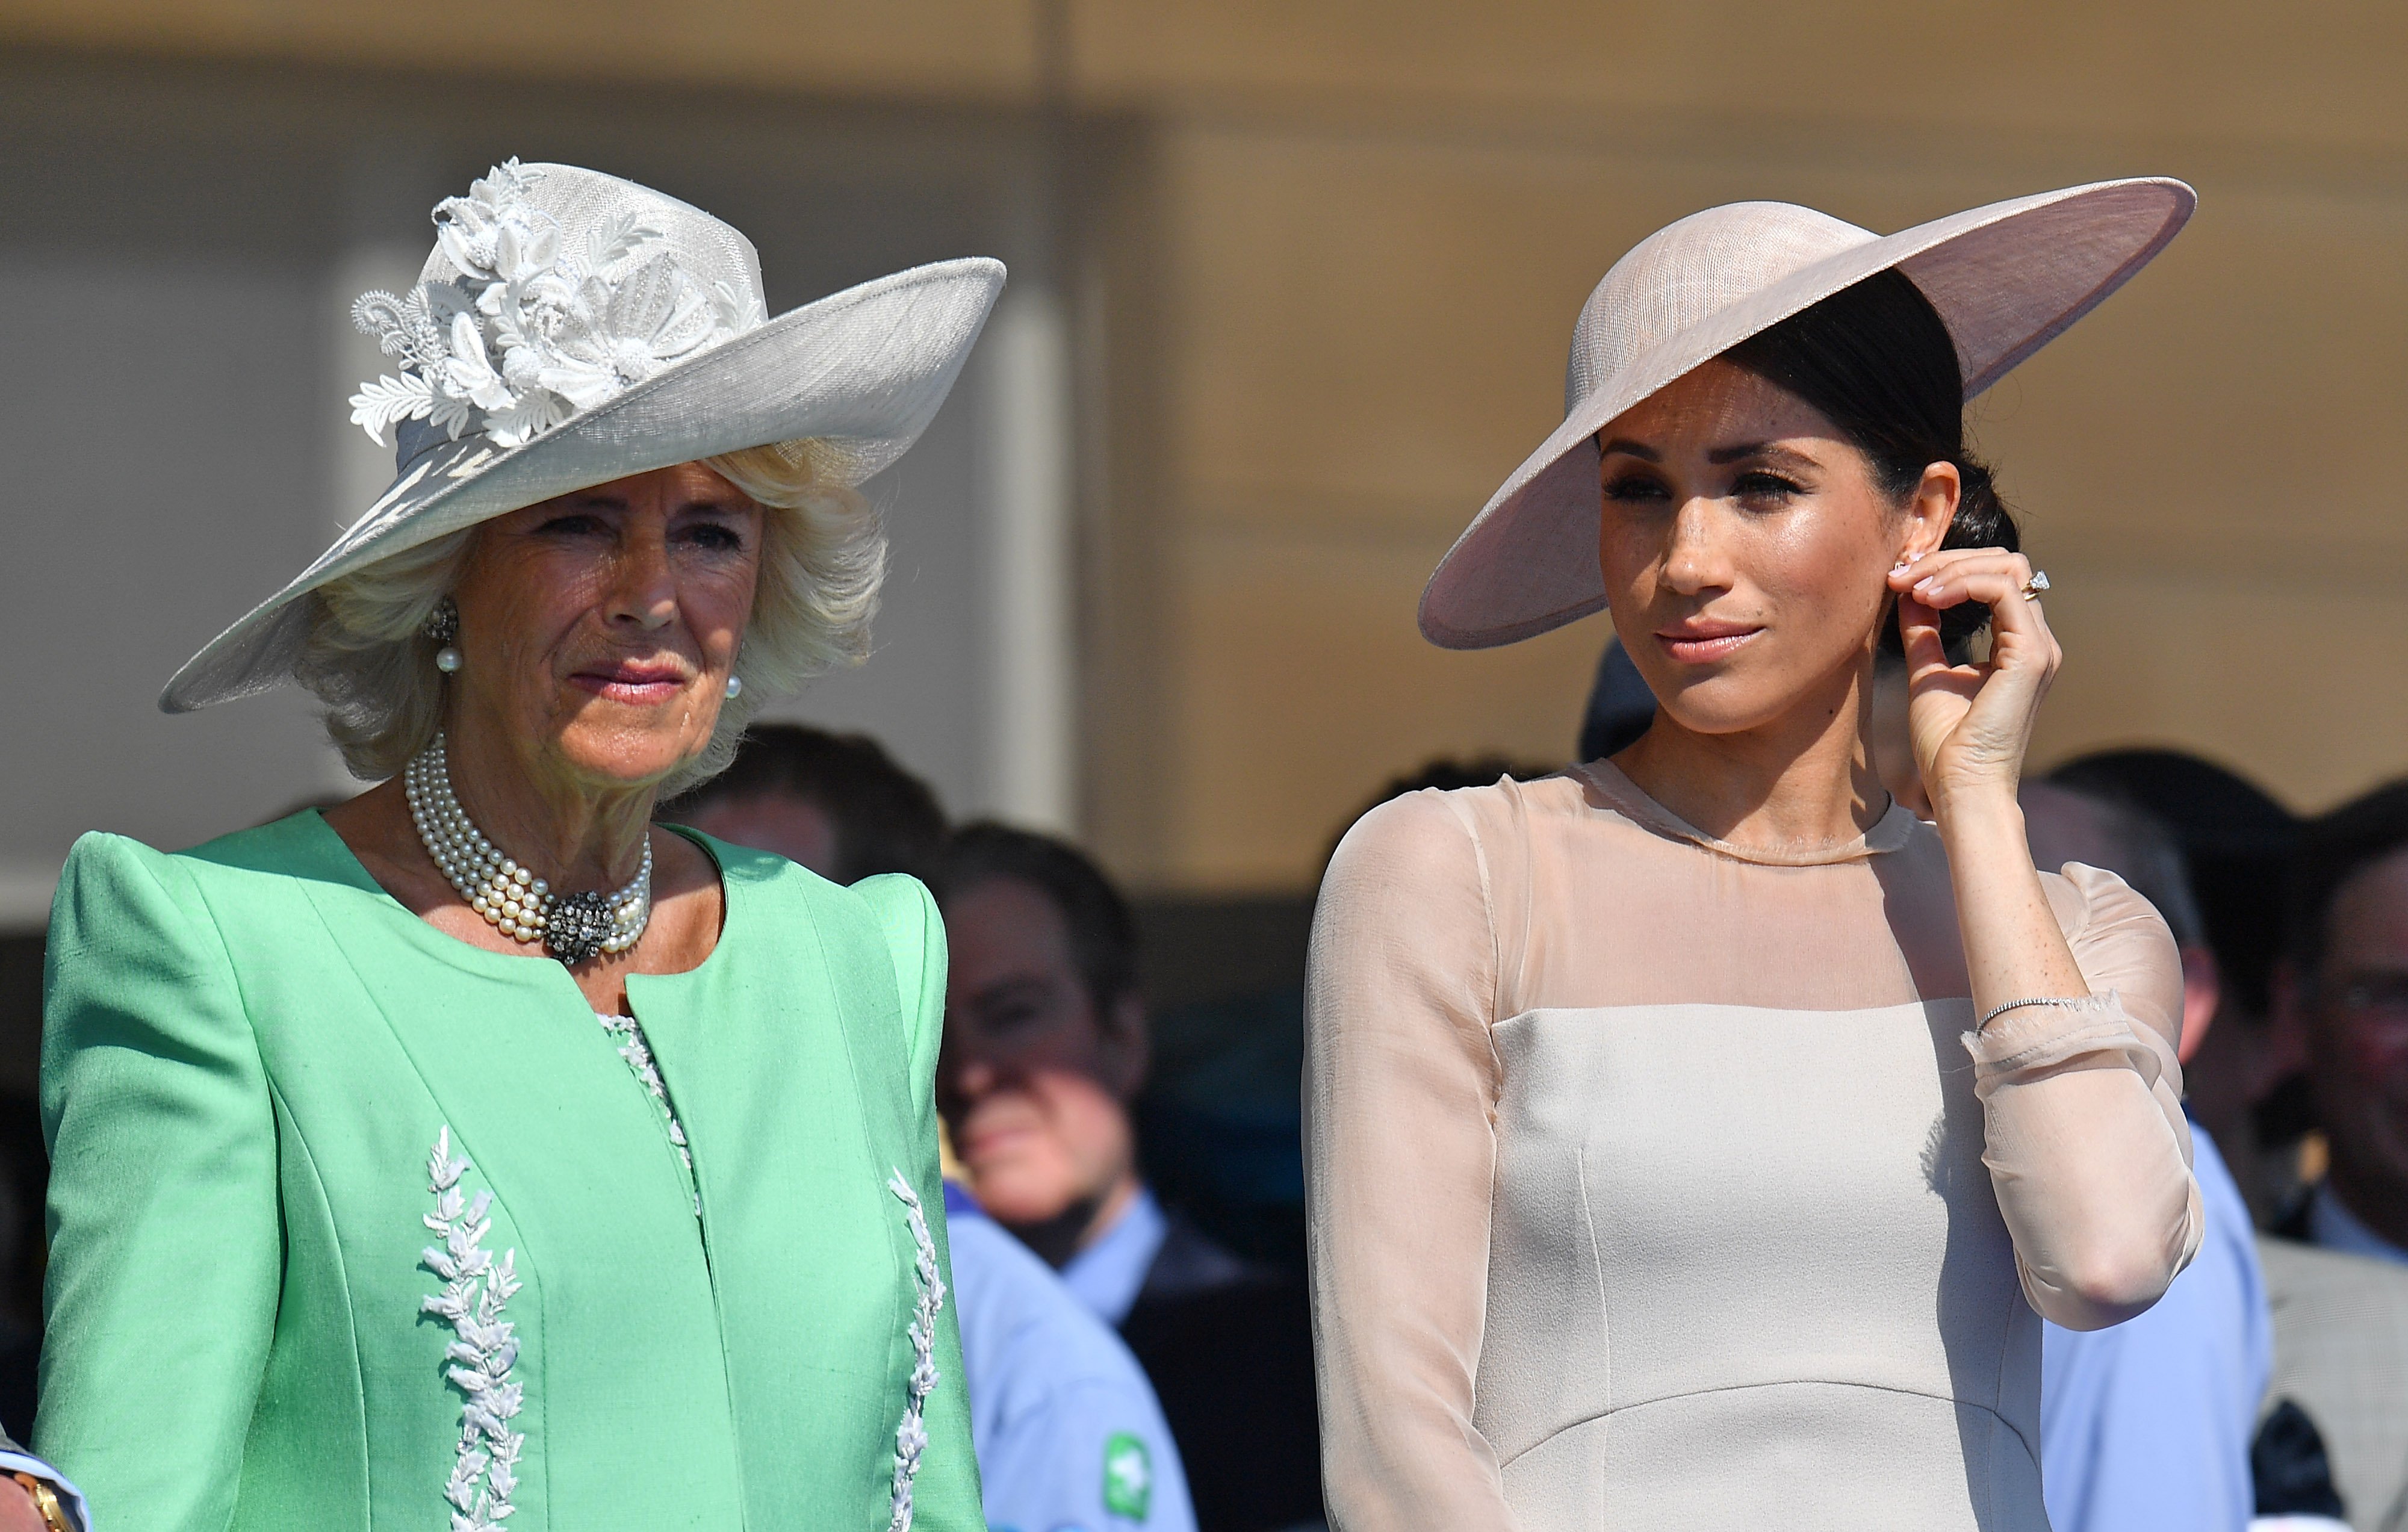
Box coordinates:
[1418,177,2193,650]
[163,158,1004,712]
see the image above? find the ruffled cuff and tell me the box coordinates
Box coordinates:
[1961,990,2170,1101]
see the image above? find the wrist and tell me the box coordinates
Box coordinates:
[1926,778,2026,840]
[10,1475,68,1532]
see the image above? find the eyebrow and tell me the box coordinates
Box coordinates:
[970,975,1054,1009]
[561,489,748,513]
[1597,437,1821,471]
[1707,441,1819,470]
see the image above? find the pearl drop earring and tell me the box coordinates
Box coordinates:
[423,597,462,674]
[724,674,743,699]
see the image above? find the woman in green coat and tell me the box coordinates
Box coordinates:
[38,160,1004,1531]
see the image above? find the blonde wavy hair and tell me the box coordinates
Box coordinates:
[293,440,883,799]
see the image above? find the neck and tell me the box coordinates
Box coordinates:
[1614,651,1889,852]
[438,719,657,893]
[1011,1172,1143,1270]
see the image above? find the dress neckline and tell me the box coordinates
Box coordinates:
[1568,758,1917,867]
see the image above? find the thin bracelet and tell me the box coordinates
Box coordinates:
[1978,995,2090,1029]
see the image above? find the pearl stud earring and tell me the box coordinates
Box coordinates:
[724,675,743,699]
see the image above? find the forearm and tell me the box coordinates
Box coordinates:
[1935,792,2199,1326]
[1933,787,2088,1017]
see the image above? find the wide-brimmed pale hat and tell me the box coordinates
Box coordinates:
[163,158,1005,712]
[1419,177,2194,650]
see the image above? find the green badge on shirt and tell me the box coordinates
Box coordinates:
[1103,1431,1152,1521]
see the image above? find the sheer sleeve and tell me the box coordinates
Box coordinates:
[1967,862,2203,1332]
[1305,792,1519,1531]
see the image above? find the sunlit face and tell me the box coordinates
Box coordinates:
[937,876,1143,1229]
[2307,846,2408,1207]
[1597,359,1933,737]
[447,462,765,790]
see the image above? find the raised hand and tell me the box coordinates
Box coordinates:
[1885,547,2061,819]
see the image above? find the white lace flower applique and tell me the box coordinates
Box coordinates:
[348,158,765,453]
[886,1169,948,1532]
[420,1127,526,1532]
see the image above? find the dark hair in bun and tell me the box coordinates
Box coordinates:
[1724,267,2016,654]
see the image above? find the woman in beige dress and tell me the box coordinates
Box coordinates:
[1306,181,2206,1530]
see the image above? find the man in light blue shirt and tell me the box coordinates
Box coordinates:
[2040,1126,2270,1532]
[2025,780,2273,1532]
[948,1185,1198,1532]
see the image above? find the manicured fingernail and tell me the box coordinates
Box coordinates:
[1913,577,1935,594]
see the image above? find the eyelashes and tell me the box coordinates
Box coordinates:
[1603,472,1808,506]
[1731,471,1804,503]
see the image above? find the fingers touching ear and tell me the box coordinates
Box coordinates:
[1898,592,1950,681]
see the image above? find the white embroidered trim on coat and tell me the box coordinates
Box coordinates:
[596,1013,692,1170]
[421,1127,526,1532]
[886,1169,946,1531]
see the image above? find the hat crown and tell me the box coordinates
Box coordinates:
[1565,201,1874,414]
[415,163,766,311]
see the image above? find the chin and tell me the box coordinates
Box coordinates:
[1647,674,1793,737]
[552,716,710,789]
[970,1172,1076,1228]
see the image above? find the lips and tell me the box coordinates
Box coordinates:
[568,660,688,705]
[1654,622,1763,665]
[959,1097,1042,1164]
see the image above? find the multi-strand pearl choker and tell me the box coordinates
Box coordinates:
[403,733,651,965]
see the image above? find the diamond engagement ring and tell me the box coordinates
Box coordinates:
[2020,570,2051,601]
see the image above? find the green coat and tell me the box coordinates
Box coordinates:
[36,810,982,1531]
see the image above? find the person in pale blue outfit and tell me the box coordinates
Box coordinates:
[2024,779,2273,1532]
[2041,1127,2270,1532]
[945,1186,1196,1532]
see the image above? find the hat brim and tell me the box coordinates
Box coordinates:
[1417,178,2193,650]
[161,256,1006,712]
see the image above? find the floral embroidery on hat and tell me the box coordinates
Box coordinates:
[420,1127,526,1532]
[349,159,766,451]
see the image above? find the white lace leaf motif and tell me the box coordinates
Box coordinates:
[349,157,757,454]
[887,1168,946,1532]
[420,1127,525,1532]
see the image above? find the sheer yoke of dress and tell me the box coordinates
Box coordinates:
[1303,765,2201,1532]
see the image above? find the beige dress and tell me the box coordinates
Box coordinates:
[1303,764,2203,1531]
